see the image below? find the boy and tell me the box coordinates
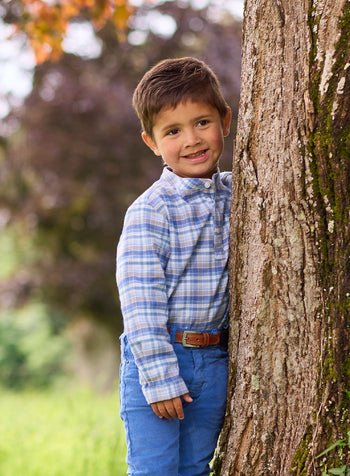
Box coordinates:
[116,57,232,476]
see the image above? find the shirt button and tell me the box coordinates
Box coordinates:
[204,182,211,189]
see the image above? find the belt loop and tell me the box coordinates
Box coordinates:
[167,326,177,343]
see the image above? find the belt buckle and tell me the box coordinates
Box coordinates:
[182,330,201,348]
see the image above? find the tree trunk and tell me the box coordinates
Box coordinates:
[215,0,350,474]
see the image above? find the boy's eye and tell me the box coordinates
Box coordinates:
[167,128,179,136]
[197,119,209,127]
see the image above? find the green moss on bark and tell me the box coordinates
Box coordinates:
[291,2,350,474]
[290,433,312,475]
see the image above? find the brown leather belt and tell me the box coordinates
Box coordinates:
[173,330,227,348]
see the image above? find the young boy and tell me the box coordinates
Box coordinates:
[116,57,232,476]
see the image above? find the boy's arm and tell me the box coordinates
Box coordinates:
[117,201,188,405]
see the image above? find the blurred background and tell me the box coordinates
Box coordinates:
[0,0,242,473]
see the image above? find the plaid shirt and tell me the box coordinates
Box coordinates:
[116,167,231,404]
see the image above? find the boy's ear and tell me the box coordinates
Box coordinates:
[223,107,231,137]
[142,132,161,156]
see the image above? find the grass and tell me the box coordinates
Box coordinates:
[0,387,128,476]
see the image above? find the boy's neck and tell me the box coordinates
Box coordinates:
[167,166,219,180]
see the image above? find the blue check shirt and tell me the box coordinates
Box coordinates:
[116,167,231,404]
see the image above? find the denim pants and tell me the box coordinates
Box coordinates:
[119,329,229,476]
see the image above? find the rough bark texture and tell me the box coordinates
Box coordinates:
[214,0,350,474]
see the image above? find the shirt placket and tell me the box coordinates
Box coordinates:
[214,194,225,258]
[203,181,224,259]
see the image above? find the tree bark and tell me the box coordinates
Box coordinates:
[215,0,350,474]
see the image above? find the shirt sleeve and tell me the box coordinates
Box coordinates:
[116,200,188,404]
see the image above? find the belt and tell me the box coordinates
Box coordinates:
[172,329,228,349]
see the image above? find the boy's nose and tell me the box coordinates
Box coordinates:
[183,129,200,147]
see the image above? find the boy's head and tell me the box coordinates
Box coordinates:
[132,57,229,139]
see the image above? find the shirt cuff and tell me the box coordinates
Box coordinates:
[141,375,189,404]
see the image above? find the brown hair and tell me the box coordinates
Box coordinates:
[132,57,229,138]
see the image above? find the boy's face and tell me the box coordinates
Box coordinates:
[142,100,231,179]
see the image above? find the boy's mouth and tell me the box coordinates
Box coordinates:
[183,149,208,161]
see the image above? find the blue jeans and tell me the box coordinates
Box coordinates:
[119,329,228,476]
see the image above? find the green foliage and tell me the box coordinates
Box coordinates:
[0,229,20,279]
[0,388,127,475]
[0,302,71,388]
[317,432,350,476]
[0,225,36,279]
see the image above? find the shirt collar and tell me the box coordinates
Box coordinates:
[160,166,228,196]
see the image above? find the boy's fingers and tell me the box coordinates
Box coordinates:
[151,394,191,420]
[151,400,172,419]
[162,399,179,419]
[182,393,193,403]
[170,397,184,420]
[157,401,173,419]
[151,402,163,418]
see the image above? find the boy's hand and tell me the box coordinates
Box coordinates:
[151,393,193,420]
